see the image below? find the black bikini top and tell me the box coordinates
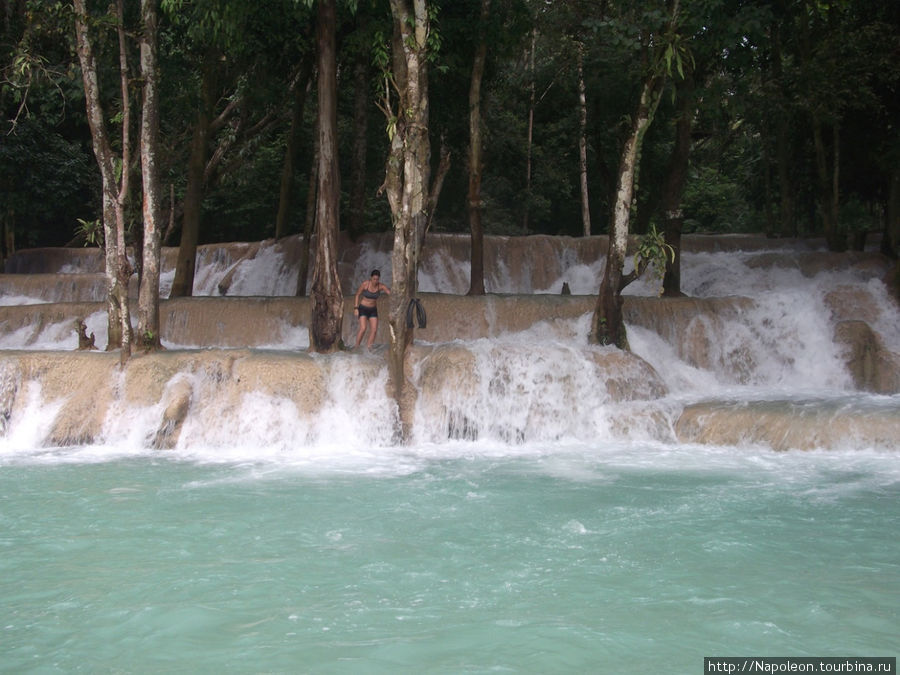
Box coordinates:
[362,286,380,299]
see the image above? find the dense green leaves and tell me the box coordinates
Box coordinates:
[2,0,898,248]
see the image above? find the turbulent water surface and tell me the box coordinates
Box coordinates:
[2,445,898,673]
[1,236,898,672]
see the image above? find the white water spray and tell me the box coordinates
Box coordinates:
[0,235,897,459]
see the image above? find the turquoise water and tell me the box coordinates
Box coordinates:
[2,445,898,673]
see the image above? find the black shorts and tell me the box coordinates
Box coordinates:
[358,304,377,319]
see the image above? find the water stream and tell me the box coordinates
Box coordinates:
[0,235,897,672]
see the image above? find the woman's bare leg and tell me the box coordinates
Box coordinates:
[355,316,368,348]
[367,317,379,349]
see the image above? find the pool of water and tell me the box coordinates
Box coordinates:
[2,444,898,673]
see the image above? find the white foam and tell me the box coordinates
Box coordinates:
[0,383,63,455]
[0,240,897,461]
[0,295,51,307]
[0,310,107,350]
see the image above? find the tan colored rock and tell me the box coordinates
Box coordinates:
[825,286,882,323]
[833,320,900,394]
[411,342,668,442]
[0,350,340,448]
[231,351,326,412]
[591,349,668,402]
[675,400,900,451]
[5,351,119,446]
[411,344,479,440]
[413,343,478,399]
[152,378,193,449]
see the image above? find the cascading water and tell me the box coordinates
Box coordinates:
[1,235,898,449]
[1,234,897,672]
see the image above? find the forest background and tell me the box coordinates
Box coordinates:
[2,0,897,256]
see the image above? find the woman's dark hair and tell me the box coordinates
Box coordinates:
[371,269,381,277]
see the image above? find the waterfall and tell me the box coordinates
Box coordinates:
[0,234,897,456]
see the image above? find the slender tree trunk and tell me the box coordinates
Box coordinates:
[1,206,13,261]
[383,0,433,439]
[771,22,795,238]
[73,0,132,357]
[424,137,451,239]
[831,122,841,243]
[163,183,177,244]
[523,26,536,231]
[275,59,313,240]
[170,51,216,298]
[813,117,844,251]
[756,26,775,237]
[308,0,343,353]
[886,167,900,298]
[797,8,844,250]
[467,0,490,296]
[0,1,14,253]
[112,0,133,361]
[759,117,776,237]
[886,166,900,257]
[661,69,694,298]
[137,0,162,351]
[775,116,795,237]
[590,73,664,348]
[347,48,370,240]
[576,41,591,237]
[296,124,318,297]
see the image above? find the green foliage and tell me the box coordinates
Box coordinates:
[840,197,880,235]
[660,31,693,82]
[201,140,286,241]
[682,166,755,233]
[140,329,157,348]
[1,1,77,133]
[3,0,897,249]
[372,30,391,72]
[75,218,104,247]
[0,117,98,247]
[634,224,675,294]
[424,3,444,65]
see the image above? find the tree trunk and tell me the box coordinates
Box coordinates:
[523,26,536,231]
[813,117,844,251]
[275,58,313,240]
[886,165,900,257]
[590,73,663,348]
[74,8,122,350]
[170,51,216,298]
[384,0,433,439]
[296,125,318,297]
[759,116,776,237]
[308,0,343,353]
[886,166,900,298]
[576,41,591,237]
[112,0,133,361]
[467,0,490,296]
[1,206,13,261]
[775,117,795,237]
[347,48,370,240]
[775,113,797,237]
[73,0,132,357]
[137,0,162,351]
[661,69,694,298]
[771,22,795,238]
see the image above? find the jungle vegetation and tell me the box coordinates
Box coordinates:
[2,0,898,421]
[2,0,896,253]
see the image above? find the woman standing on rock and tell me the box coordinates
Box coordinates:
[353,269,390,350]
